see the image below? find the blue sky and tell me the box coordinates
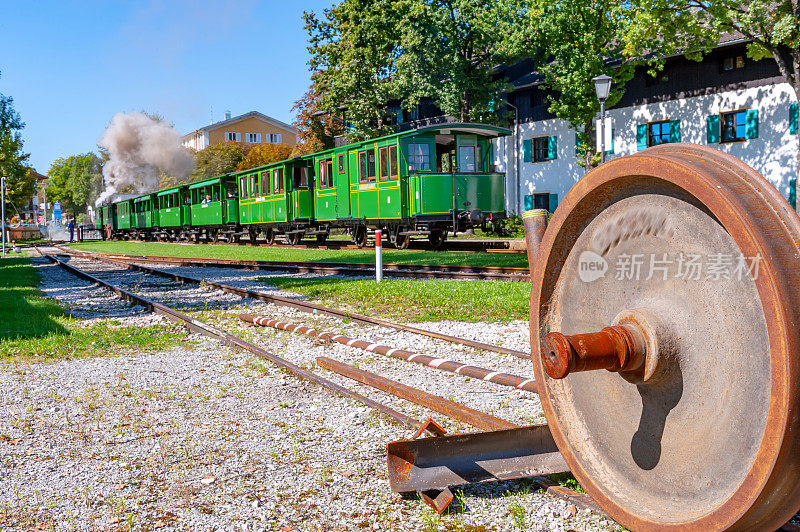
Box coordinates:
[0,0,334,173]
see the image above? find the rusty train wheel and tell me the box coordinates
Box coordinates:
[530,144,800,531]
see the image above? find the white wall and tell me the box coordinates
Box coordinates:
[495,82,799,214]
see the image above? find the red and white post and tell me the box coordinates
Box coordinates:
[375,229,383,282]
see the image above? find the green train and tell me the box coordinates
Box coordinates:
[94,123,509,248]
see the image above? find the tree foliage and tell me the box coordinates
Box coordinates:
[304,0,511,138]
[0,74,32,216]
[238,143,294,171]
[500,0,642,170]
[188,142,249,182]
[396,0,510,122]
[304,0,402,138]
[46,153,103,218]
[291,80,344,155]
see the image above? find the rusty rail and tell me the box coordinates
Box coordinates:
[52,245,531,359]
[240,313,539,393]
[316,356,517,432]
[42,252,431,433]
[55,247,529,281]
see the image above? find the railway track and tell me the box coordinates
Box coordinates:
[51,245,530,359]
[98,235,527,253]
[55,245,530,282]
[34,247,606,520]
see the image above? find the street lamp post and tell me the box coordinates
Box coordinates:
[592,74,613,164]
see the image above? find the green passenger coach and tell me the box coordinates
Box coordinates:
[98,122,509,248]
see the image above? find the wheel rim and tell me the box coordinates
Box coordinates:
[530,144,800,531]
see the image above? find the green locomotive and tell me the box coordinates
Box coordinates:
[98,123,510,248]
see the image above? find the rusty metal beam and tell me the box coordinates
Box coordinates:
[239,314,539,393]
[386,424,568,493]
[316,356,517,431]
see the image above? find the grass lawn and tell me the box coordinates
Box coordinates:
[67,241,530,268]
[260,276,531,322]
[0,257,195,360]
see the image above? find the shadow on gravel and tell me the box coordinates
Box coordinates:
[0,257,66,341]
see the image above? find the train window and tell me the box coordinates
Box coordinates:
[338,154,345,173]
[273,168,284,193]
[319,160,333,188]
[293,166,309,188]
[358,151,368,183]
[458,146,476,172]
[212,185,220,202]
[242,174,258,198]
[407,143,431,172]
[378,147,389,181]
[260,172,268,195]
[367,149,376,181]
[389,145,398,179]
[240,177,247,198]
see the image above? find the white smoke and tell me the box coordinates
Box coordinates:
[95,111,194,206]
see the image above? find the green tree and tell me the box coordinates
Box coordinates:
[501,0,642,171]
[46,153,103,220]
[304,0,403,138]
[396,0,510,122]
[238,144,294,171]
[625,0,800,207]
[0,74,32,217]
[291,80,345,155]
[189,142,248,182]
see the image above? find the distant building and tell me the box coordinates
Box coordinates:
[181,110,297,151]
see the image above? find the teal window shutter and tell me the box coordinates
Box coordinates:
[548,136,558,160]
[524,194,533,211]
[790,103,798,135]
[707,115,720,143]
[575,133,582,157]
[523,139,532,162]
[636,124,647,151]
[790,178,797,210]
[745,109,759,139]
[606,129,615,154]
[670,120,681,143]
[548,193,558,213]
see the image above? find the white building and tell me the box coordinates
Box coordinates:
[492,39,799,214]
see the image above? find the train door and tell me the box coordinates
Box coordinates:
[334,152,350,218]
[348,150,359,218]
[378,144,401,219]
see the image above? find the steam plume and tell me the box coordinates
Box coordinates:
[96,111,194,206]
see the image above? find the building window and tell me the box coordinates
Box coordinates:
[721,55,745,72]
[648,121,672,146]
[533,137,554,162]
[225,132,241,142]
[721,110,747,142]
[270,134,282,144]
[407,143,431,171]
[246,133,261,143]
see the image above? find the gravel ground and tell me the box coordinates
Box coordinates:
[0,250,620,531]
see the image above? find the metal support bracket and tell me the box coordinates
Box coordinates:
[387,423,569,514]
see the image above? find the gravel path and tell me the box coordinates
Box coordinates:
[0,251,619,531]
